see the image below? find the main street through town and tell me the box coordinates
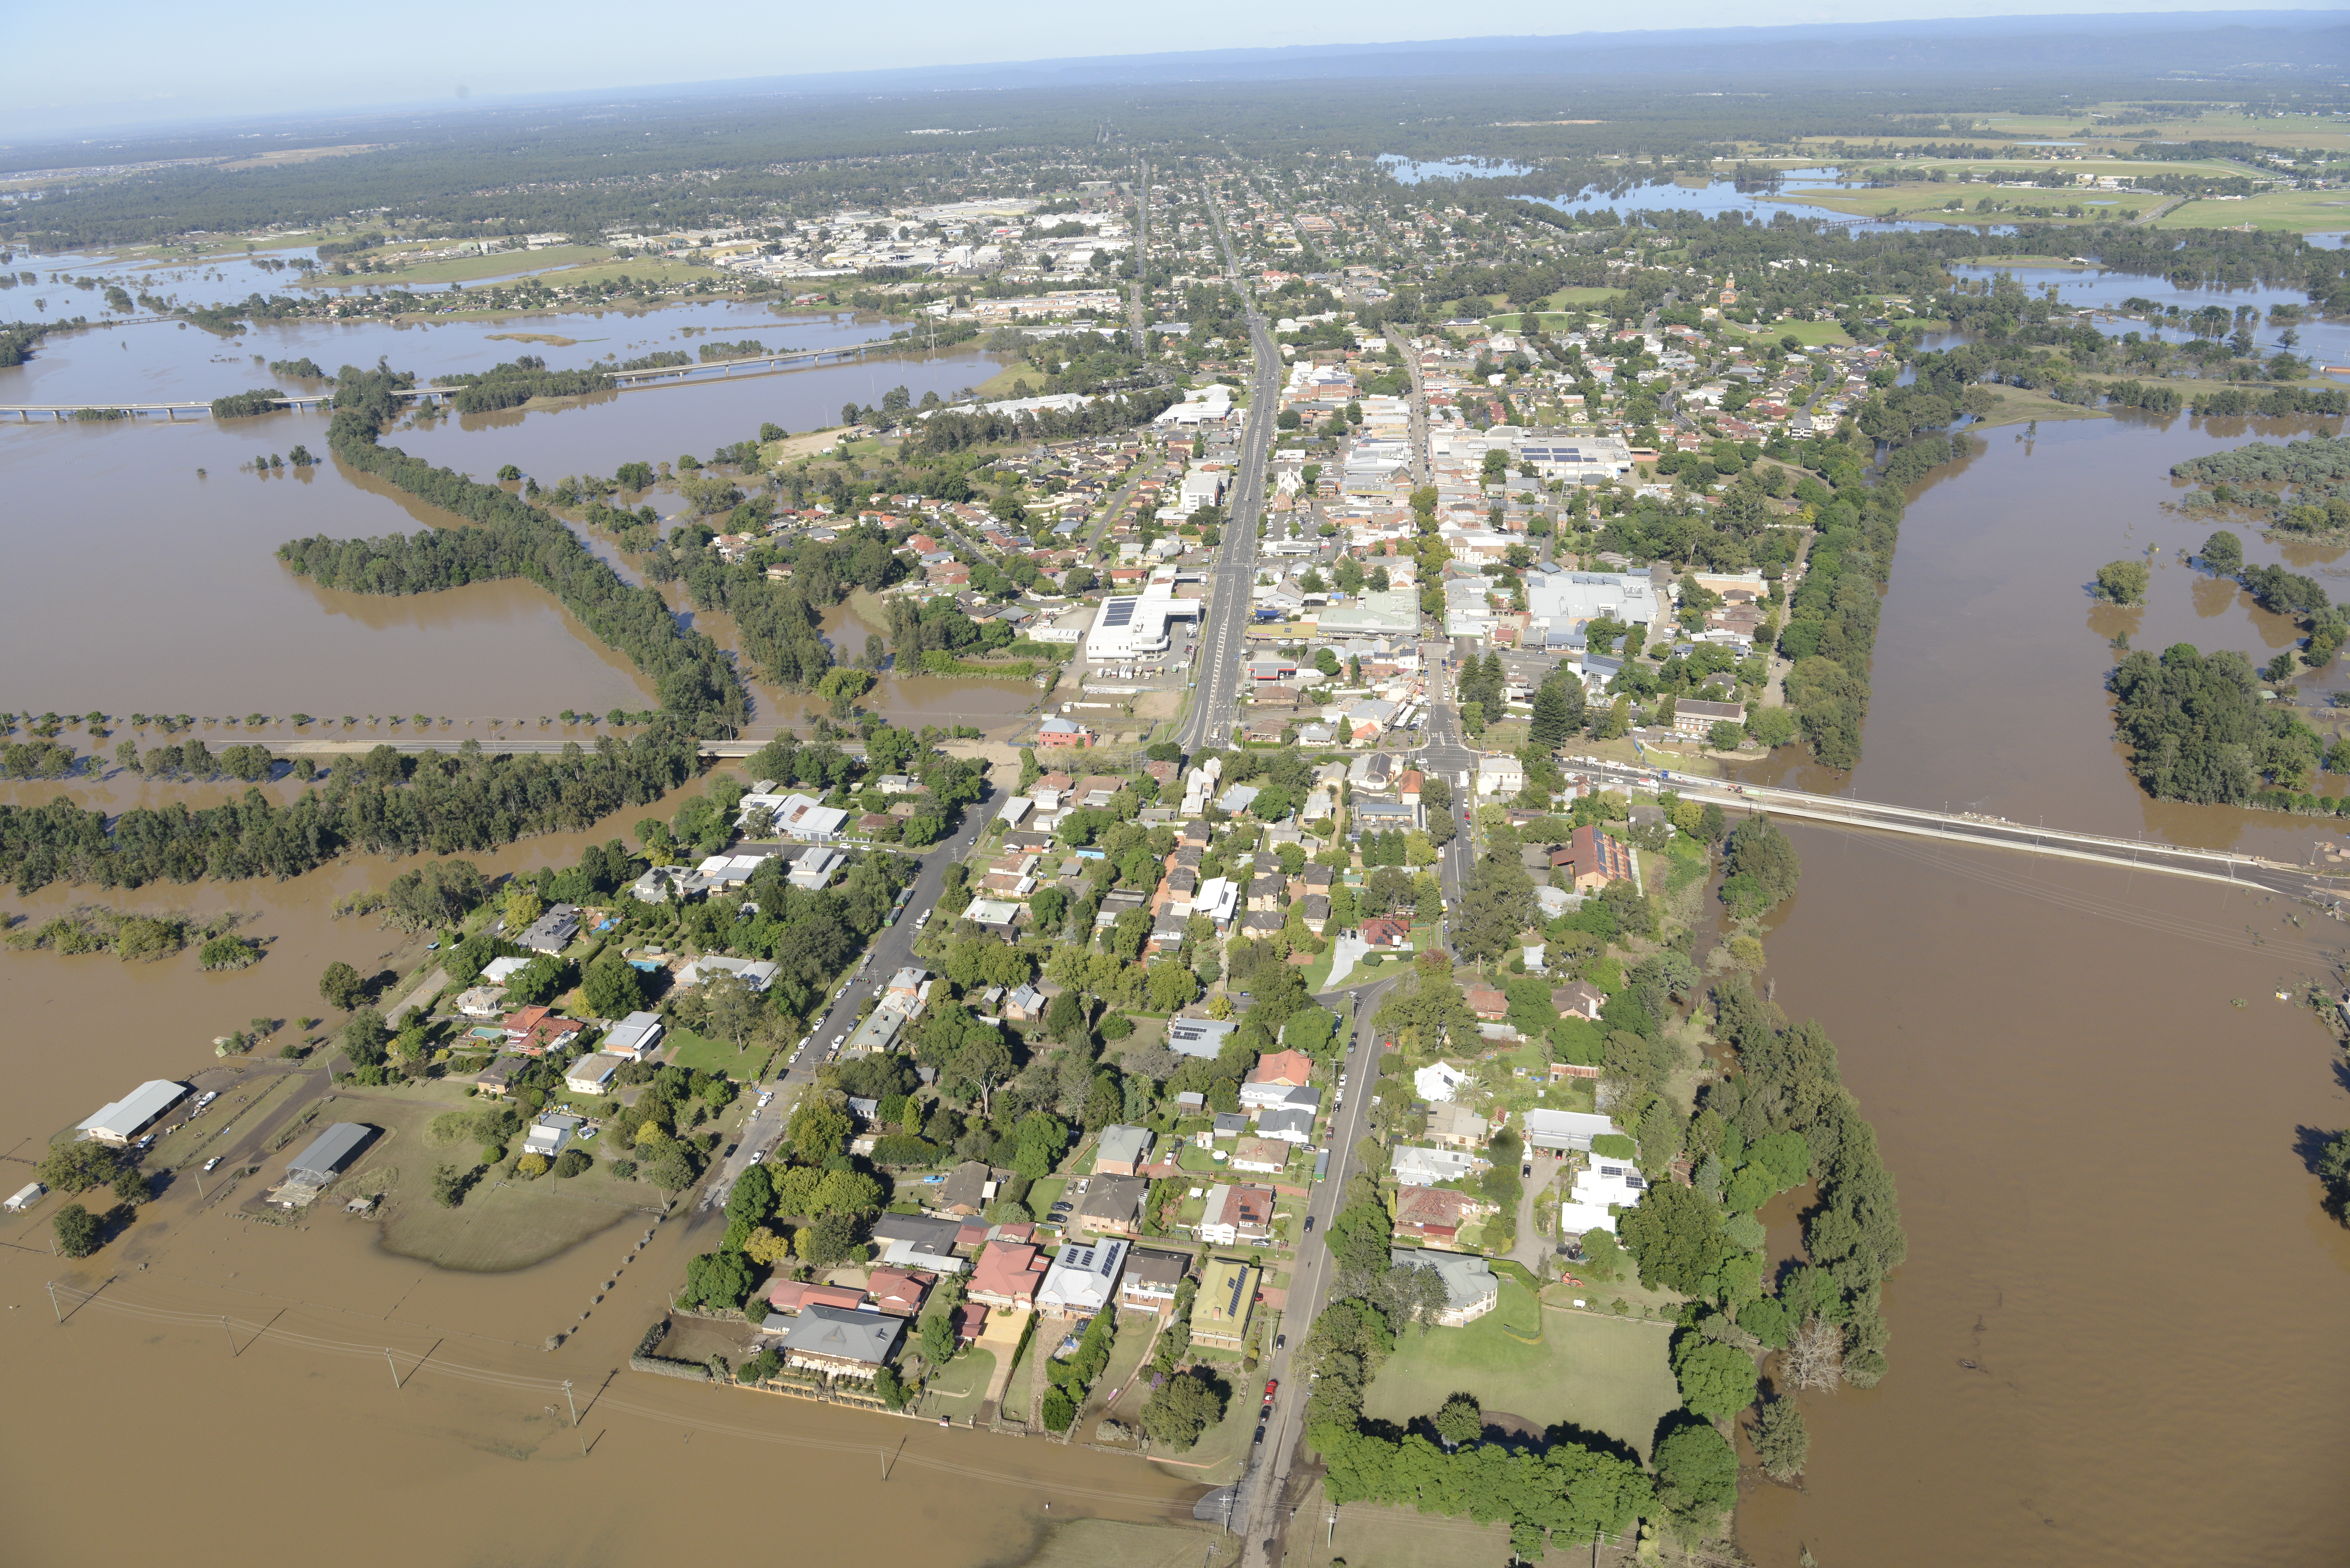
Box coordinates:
[1177,191,1277,755]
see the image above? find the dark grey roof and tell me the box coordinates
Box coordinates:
[286,1122,374,1180]
[778,1304,904,1365]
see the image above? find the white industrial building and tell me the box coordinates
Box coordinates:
[1084,573,1203,662]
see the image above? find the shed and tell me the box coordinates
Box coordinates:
[286,1122,375,1181]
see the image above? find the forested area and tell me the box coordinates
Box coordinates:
[2173,433,2350,530]
[278,367,748,734]
[427,354,613,413]
[2108,639,2327,804]
[0,733,697,892]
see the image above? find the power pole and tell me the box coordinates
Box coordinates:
[222,1316,234,1355]
[384,1348,400,1389]
[46,1281,59,1323]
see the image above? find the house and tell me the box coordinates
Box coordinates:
[475,1054,527,1097]
[1004,983,1047,1021]
[1559,825,1634,891]
[773,1304,904,1379]
[1476,756,1525,796]
[1464,987,1508,1022]
[1551,982,1605,1021]
[564,1053,625,1096]
[964,898,1022,932]
[676,954,781,991]
[1559,1155,1649,1236]
[866,1267,932,1317]
[498,1005,583,1057]
[767,1279,869,1315]
[1094,1125,1154,1176]
[1231,1137,1291,1173]
[1392,1145,1483,1186]
[872,1212,970,1272]
[1119,1248,1192,1315]
[1191,1257,1259,1349]
[602,1011,664,1059]
[522,1114,581,1159]
[1250,1048,1314,1089]
[937,1160,1004,1217]
[968,1238,1050,1309]
[74,1080,188,1146]
[1389,1247,1500,1325]
[1427,1101,1490,1150]
[1360,917,1411,950]
[1196,1183,1274,1246]
[1520,1109,1622,1153]
[1393,1185,1482,1247]
[1414,1061,1472,1102]
[1212,1111,1248,1140]
[1255,1106,1317,1144]
[1167,1016,1240,1060]
[1078,1173,1151,1236]
[513,903,582,954]
[1038,1237,1130,1315]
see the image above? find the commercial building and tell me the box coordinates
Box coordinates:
[1083,573,1203,662]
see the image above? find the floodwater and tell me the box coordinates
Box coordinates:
[1945,262,2332,363]
[0,313,1012,727]
[0,767,1209,1564]
[1728,407,2350,1563]
[1377,156,1974,234]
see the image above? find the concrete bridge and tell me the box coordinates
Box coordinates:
[0,336,921,421]
[1577,759,2350,903]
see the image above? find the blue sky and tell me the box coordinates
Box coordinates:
[4,2,2333,140]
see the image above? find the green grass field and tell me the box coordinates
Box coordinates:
[1360,1283,1680,1459]
[338,244,614,287]
[662,1027,767,1081]
[1724,318,1850,349]
[919,1348,998,1422]
[2149,189,2350,234]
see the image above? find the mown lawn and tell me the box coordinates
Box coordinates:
[1360,1282,1680,1458]
[664,1027,766,1081]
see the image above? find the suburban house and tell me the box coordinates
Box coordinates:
[1094,1124,1154,1177]
[1476,755,1525,796]
[1414,1061,1472,1102]
[1426,1101,1490,1150]
[968,1238,1050,1309]
[1390,1247,1500,1326]
[1551,982,1606,1021]
[1393,1144,1483,1186]
[1359,917,1411,950]
[602,1011,664,1059]
[872,1212,970,1273]
[866,1268,932,1316]
[1078,1173,1151,1236]
[513,903,582,954]
[675,955,782,991]
[1118,1248,1193,1316]
[1464,987,1508,1022]
[1558,825,1635,891]
[772,1304,904,1379]
[1520,1109,1622,1153]
[564,1053,625,1096]
[937,1160,1004,1217]
[1393,1185,1485,1248]
[1255,1106,1316,1144]
[1231,1136,1290,1173]
[1247,1049,1313,1089]
[767,1279,868,1315]
[1196,1183,1275,1246]
[1038,1238,1130,1315]
[1167,1017,1241,1059]
[1191,1257,1259,1349]
[498,1005,583,1057]
[1559,1156,1649,1236]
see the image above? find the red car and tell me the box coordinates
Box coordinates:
[1263,1379,1279,1405]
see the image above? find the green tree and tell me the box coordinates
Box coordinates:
[1140,1368,1226,1450]
[1720,815,1801,920]
[52,1202,102,1258]
[1528,673,1586,748]
[318,960,367,1012]
[2095,560,2150,606]
[1750,1397,1810,1481]
[580,953,647,1019]
[1618,1179,1732,1299]
[2199,529,2243,577]
[1431,1392,1482,1449]
[683,1250,754,1312]
[341,1007,390,1069]
[35,1140,120,1195]
[1671,1332,1760,1419]
[1651,1418,1739,1538]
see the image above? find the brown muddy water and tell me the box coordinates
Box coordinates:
[0,780,1208,1566]
[0,317,1012,728]
[1731,410,2350,1565]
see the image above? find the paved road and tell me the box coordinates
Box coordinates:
[699,781,1002,1212]
[1229,979,1394,1568]
[1176,193,1277,755]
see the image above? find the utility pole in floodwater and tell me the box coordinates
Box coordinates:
[384,1348,401,1389]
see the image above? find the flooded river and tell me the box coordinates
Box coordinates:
[1731,410,2350,1564]
[0,308,1012,727]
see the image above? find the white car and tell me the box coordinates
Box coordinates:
[831,1034,845,1049]
[202,1157,222,1172]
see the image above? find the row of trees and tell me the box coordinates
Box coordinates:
[277,368,748,735]
[0,733,696,893]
